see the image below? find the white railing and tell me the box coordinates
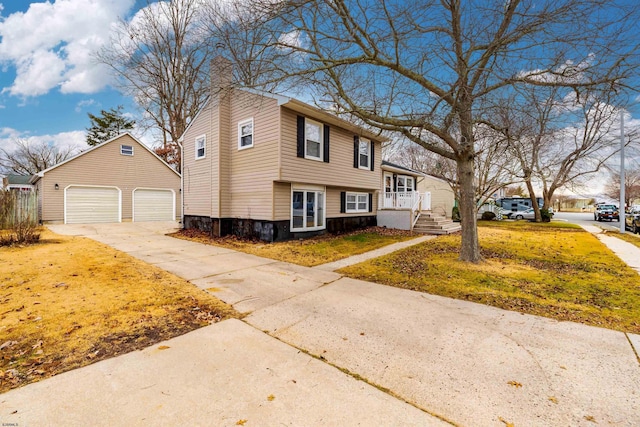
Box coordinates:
[380,191,421,210]
[412,192,423,228]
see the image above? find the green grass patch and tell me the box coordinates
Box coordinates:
[172,227,417,267]
[339,222,640,333]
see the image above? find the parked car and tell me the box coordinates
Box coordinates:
[513,208,536,220]
[625,211,640,234]
[594,204,619,221]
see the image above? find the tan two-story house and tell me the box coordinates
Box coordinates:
[180,57,383,241]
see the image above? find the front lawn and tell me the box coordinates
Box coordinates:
[339,221,640,333]
[171,227,417,267]
[0,230,237,393]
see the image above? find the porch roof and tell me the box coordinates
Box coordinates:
[381,161,424,177]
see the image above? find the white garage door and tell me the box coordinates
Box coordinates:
[65,186,120,224]
[133,188,175,222]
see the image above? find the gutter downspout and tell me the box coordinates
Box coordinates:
[177,138,184,227]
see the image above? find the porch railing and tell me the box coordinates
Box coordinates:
[380,191,421,210]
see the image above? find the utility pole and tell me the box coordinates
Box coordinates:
[620,110,625,234]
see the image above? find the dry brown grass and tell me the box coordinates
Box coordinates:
[0,229,237,393]
[340,221,640,333]
[171,227,417,267]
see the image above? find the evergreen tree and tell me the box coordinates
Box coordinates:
[86,106,135,146]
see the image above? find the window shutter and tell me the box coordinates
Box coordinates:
[414,177,418,191]
[370,141,375,171]
[368,193,373,212]
[296,116,305,158]
[393,175,397,192]
[353,136,359,168]
[323,124,330,163]
[340,192,346,213]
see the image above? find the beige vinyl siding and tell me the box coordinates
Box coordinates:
[273,182,291,221]
[418,175,455,217]
[226,90,280,220]
[183,101,214,217]
[326,186,378,218]
[280,107,381,190]
[39,134,180,222]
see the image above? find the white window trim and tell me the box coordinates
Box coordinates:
[304,118,323,161]
[291,184,326,232]
[121,145,134,156]
[346,192,369,213]
[358,139,371,170]
[195,134,206,160]
[238,118,254,150]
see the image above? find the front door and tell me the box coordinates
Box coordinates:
[383,172,393,208]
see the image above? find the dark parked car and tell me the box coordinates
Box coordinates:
[625,211,640,234]
[594,204,619,221]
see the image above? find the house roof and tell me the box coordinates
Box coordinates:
[381,160,425,177]
[30,133,180,184]
[179,87,387,144]
[7,175,32,185]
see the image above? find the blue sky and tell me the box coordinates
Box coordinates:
[0,0,147,151]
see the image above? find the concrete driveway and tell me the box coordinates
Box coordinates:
[3,222,639,426]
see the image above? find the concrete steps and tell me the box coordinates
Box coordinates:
[412,212,461,235]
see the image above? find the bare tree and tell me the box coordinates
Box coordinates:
[604,168,640,207]
[96,0,213,172]
[254,0,638,261]
[0,139,77,175]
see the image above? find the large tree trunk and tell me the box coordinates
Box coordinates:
[457,153,482,262]
[524,179,541,222]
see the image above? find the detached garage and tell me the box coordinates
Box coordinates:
[30,133,181,224]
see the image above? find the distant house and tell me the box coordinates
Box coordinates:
[30,133,181,224]
[2,175,34,192]
[180,57,383,242]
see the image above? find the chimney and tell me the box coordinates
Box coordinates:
[210,56,233,95]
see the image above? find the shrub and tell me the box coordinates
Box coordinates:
[481,211,497,221]
[0,191,40,246]
[540,208,553,223]
[452,206,461,222]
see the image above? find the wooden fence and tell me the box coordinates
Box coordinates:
[0,190,38,229]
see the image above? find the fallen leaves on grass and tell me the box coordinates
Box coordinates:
[339,222,640,334]
[171,227,417,267]
[0,229,237,393]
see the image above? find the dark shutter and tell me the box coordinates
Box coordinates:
[323,124,330,163]
[353,136,359,168]
[340,192,346,213]
[296,116,305,158]
[393,174,397,192]
[414,177,418,191]
[368,193,373,212]
[370,141,375,171]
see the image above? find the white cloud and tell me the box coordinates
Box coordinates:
[75,98,98,113]
[0,128,86,154]
[0,0,135,97]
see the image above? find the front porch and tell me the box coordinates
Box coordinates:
[378,191,460,234]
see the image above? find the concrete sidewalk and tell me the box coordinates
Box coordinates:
[314,234,435,271]
[581,224,640,274]
[6,222,638,426]
[1,319,443,426]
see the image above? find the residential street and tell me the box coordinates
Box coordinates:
[1,222,639,426]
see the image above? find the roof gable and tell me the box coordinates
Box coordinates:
[31,133,180,183]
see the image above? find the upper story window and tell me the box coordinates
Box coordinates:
[353,136,374,171]
[238,118,254,150]
[358,139,371,169]
[195,134,206,159]
[121,145,133,156]
[305,119,322,160]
